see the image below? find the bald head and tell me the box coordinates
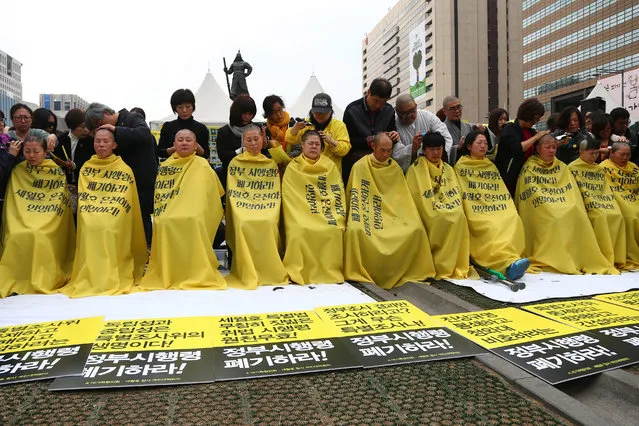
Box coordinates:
[175,129,196,141]
[173,128,198,157]
[395,94,415,108]
[372,133,393,163]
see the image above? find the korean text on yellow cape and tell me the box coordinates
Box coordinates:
[344,155,435,289]
[568,158,631,269]
[225,152,288,288]
[140,153,226,290]
[0,160,75,297]
[63,155,148,297]
[515,156,617,274]
[282,155,346,284]
[406,157,470,279]
[601,159,639,267]
[454,155,524,273]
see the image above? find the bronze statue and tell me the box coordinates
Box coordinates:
[223,50,253,100]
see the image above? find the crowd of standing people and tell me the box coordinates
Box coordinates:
[0,76,638,297]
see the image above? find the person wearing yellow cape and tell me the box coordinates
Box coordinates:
[139,129,226,290]
[282,130,346,284]
[568,137,632,269]
[344,133,435,289]
[406,132,470,279]
[515,134,618,274]
[62,129,148,297]
[601,141,639,267]
[225,124,288,288]
[0,136,75,297]
[454,131,530,280]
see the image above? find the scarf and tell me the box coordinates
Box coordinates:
[230,123,251,138]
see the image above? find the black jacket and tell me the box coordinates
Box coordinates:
[54,133,95,184]
[113,109,159,191]
[342,96,396,160]
[0,149,17,200]
[494,120,536,196]
[157,117,210,161]
[556,128,588,165]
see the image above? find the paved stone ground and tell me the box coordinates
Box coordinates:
[0,359,570,425]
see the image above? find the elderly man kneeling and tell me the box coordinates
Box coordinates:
[140,129,226,290]
[515,134,617,274]
[344,133,435,289]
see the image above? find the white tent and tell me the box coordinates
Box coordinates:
[584,81,622,114]
[288,74,344,120]
[150,71,232,130]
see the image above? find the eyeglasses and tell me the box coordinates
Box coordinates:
[12,115,31,121]
[46,121,56,128]
[446,105,463,112]
[397,108,417,117]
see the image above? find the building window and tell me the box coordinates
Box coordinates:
[53,100,61,111]
[64,101,71,111]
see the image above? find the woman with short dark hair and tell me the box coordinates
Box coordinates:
[157,88,210,162]
[263,95,289,149]
[487,108,509,158]
[555,106,588,164]
[494,98,549,195]
[590,112,613,163]
[32,108,57,134]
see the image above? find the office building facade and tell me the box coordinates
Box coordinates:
[0,50,23,126]
[523,0,639,119]
[362,0,523,123]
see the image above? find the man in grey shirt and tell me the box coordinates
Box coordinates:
[393,94,452,172]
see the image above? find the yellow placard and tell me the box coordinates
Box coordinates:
[433,308,577,349]
[0,317,103,353]
[91,317,214,353]
[524,299,639,330]
[595,291,639,311]
[212,311,331,347]
[315,300,436,336]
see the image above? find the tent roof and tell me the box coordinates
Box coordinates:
[150,71,232,127]
[288,74,344,120]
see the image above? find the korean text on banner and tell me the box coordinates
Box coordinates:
[515,155,617,274]
[454,156,524,273]
[282,155,346,284]
[0,160,75,297]
[140,153,226,290]
[406,157,470,278]
[64,155,148,297]
[595,291,639,311]
[225,152,288,288]
[344,155,435,289]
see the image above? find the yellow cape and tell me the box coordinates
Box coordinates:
[601,159,639,266]
[282,155,346,284]
[515,156,617,274]
[225,152,288,288]
[454,155,524,273]
[344,155,435,289]
[568,158,630,269]
[63,155,148,297]
[140,153,226,290]
[0,159,75,297]
[406,157,470,279]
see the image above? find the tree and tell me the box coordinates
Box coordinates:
[413,50,423,85]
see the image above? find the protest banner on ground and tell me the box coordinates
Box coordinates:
[315,301,484,368]
[211,310,359,380]
[594,291,639,311]
[523,299,639,359]
[50,317,215,390]
[434,308,635,384]
[0,317,102,385]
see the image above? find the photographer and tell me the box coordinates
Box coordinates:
[285,93,350,172]
[554,106,588,164]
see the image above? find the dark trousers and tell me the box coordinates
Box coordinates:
[138,187,154,247]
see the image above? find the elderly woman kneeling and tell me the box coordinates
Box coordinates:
[140,129,227,290]
[0,136,75,297]
[515,134,617,274]
[406,132,470,278]
[225,125,288,288]
[282,130,347,284]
